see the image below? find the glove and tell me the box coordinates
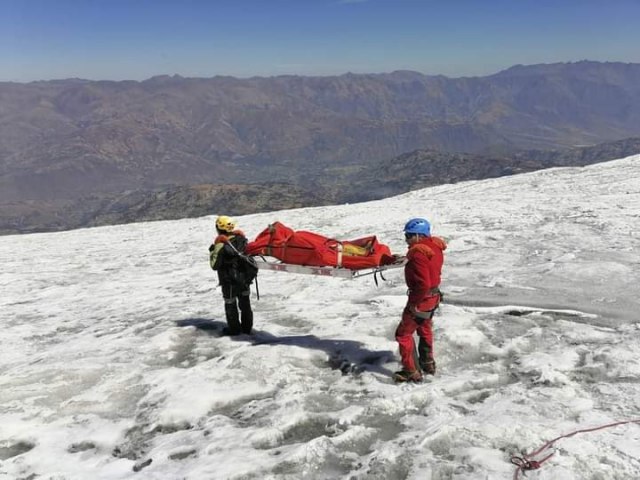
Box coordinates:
[215,234,229,244]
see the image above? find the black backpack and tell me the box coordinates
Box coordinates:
[238,255,259,285]
[226,236,258,287]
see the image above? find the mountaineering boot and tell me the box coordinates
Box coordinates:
[420,360,436,376]
[393,369,423,383]
[221,326,241,336]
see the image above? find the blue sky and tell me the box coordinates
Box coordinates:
[2,0,640,82]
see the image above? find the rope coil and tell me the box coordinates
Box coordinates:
[511,419,640,479]
[510,456,543,471]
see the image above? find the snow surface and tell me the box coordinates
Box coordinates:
[1,155,640,480]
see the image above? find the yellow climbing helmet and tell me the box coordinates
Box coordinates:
[215,215,236,233]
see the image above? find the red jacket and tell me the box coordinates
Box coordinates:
[405,236,447,310]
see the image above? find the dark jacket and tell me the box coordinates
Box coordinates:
[209,230,252,287]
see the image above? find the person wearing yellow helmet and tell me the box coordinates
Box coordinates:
[215,215,236,233]
[209,215,256,335]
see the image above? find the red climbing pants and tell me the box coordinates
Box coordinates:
[395,306,434,372]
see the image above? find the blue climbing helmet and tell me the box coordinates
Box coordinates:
[404,217,431,236]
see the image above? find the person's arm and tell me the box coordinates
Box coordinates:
[406,250,433,311]
[209,242,225,270]
[413,253,432,289]
[209,234,236,269]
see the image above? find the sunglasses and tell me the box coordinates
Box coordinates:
[404,233,417,240]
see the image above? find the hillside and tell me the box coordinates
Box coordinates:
[2,61,640,203]
[1,183,329,234]
[343,136,640,202]
[3,137,640,235]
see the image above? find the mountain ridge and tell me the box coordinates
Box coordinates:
[3,137,639,235]
[3,62,640,198]
[3,61,640,233]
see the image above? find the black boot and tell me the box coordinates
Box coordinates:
[221,326,241,336]
[420,359,436,375]
[393,369,423,383]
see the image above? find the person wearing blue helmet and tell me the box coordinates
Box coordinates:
[393,217,447,383]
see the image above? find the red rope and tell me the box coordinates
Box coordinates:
[511,419,640,479]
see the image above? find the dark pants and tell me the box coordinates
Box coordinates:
[222,283,253,334]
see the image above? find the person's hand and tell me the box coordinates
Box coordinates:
[215,234,230,244]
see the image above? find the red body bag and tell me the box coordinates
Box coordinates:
[246,222,395,270]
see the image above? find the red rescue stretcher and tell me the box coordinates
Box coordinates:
[246,221,406,280]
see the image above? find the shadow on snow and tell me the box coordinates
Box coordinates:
[175,317,395,376]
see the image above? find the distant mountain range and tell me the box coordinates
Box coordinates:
[3,137,639,235]
[2,61,640,234]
